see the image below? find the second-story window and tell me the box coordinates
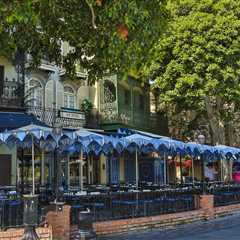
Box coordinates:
[64,85,75,109]
[103,80,116,104]
[29,79,43,107]
[124,89,130,105]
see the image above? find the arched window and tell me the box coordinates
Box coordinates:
[28,79,43,107]
[64,85,75,109]
[103,80,116,103]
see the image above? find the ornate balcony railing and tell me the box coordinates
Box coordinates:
[0,78,24,110]
[0,97,24,110]
[100,107,159,132]
[26,106,86,128]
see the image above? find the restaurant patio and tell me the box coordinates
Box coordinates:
[0,125,240,232]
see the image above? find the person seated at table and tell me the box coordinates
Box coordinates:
[232,162,240,183]
[205,163,218,182]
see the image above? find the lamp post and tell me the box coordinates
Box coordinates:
[13,51,40,240]
[22,135,39,240]
[21,195,40,240]
[21,134,39,239]
[197,134,206,194]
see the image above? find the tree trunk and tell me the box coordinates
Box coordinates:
[225,121,235,146]
[204,96,226,145]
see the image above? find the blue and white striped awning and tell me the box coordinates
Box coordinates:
[1,124,240,159]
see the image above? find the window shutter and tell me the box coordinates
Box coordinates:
[77,86,90,108]
[45,80,54,108]
[89,86,97,107]
[56,81,64,109]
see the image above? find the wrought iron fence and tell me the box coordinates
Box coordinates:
[0,198,46,230]
[0,199,23,229]
[66,189,199,224]
[212,183,240,207]
[0,97,24,109]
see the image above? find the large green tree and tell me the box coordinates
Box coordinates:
[0,0,166,80]
[146,0,240,145]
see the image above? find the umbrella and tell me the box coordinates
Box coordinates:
[124,133,153,188]
[0,124,73,195]
[124,133,153,147]
[74,129,104,145]
[214,145,240,182]
[0,124,52,195]
[185,142,216,160]
[185,141,216,183]
[215,145,240,159]
[153,137,185,184]
[73,129,133,188]
[73,129,106,190]
[152,138,171,154]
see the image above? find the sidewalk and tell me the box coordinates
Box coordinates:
[99,213,240,240]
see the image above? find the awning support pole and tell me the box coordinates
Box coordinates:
[135,148,138,189]
[32,135,35,195]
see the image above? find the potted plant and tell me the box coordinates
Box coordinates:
[81,99,93,113]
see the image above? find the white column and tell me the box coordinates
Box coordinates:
[79,150,84,190]
[88,156,92,184]
[135,149,138,188]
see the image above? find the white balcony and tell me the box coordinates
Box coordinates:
[26,106,86,129]
[26,55,56,72]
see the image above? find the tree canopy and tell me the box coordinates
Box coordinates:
[146,0,240,145]
[0,0,166,80]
